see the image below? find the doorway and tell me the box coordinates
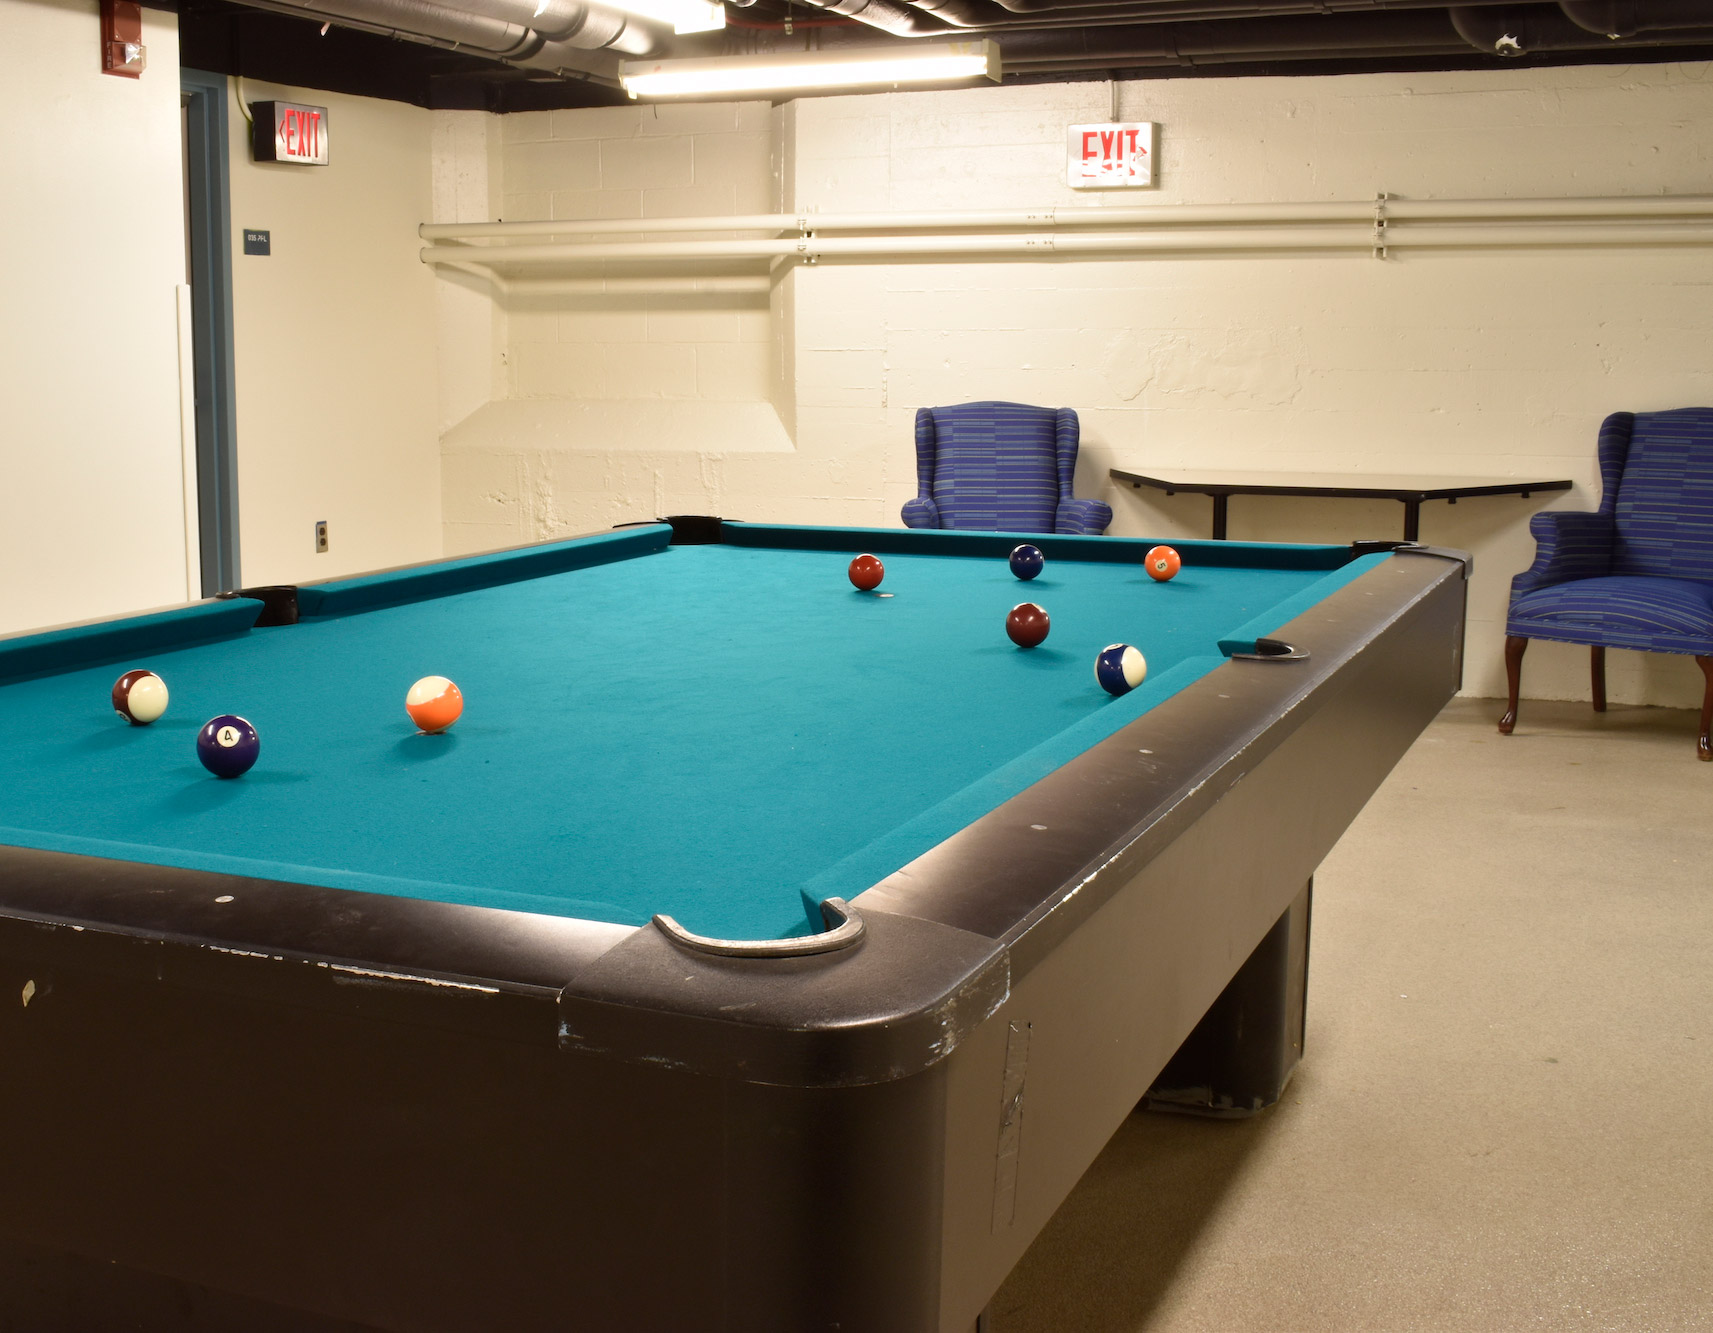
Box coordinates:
[180,68,240,596]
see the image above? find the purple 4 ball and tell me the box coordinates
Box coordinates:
[196,714,260,779]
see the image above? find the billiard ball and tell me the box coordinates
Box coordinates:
[1095,643,1148,697]
[111,669,168,725]
[848,553,884,591]
[1009,544,1044,581]
[1006,602,1050,648]
[1145,545,1182,582]
[406,676,464,733]
[196,714,259,779]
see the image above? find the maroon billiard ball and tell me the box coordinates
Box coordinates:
[112,669,169,725]
[1006,602,1050,648]
[848,553,884,591]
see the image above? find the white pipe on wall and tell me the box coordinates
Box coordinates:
[418,193,1713,243]
[422,222,1713,270]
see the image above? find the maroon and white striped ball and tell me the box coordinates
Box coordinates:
[112,669,169,725]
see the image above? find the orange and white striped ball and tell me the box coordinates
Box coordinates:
[405,676,463,733]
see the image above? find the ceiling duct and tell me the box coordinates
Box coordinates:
[232,0,666,80]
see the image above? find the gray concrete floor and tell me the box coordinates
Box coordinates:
[989,697,1713,1333]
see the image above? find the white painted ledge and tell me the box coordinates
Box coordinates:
[441,398,793,454]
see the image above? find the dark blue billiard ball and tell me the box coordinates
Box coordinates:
[196,714,260,779]
[1009,544,1044,581]
[1095,644,1148,697]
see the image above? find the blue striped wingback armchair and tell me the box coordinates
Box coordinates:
[902,401,1112,536]
[1500,407,1713,760]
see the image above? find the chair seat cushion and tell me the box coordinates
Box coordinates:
[1509,575,1713,654]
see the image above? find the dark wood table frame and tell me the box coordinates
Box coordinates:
[1111,469,1573,541]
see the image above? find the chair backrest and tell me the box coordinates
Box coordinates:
[915,401,1073,533]
[1601,408,1713,582]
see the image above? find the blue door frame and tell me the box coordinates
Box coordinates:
[181,68,241,596]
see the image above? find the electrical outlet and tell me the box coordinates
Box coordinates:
[315,520,329,553]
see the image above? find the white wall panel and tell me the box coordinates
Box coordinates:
[0,2,188,634]
[228,81,441,587]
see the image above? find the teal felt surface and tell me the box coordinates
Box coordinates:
[0,535,1372,940]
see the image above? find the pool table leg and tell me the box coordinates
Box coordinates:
[1143,880,1311,1117]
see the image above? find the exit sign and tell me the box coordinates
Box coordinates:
[1067,122,1157,190]
[251,101,330,166]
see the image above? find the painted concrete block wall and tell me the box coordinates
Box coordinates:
[228,81,441,588]
[785,69,1713,709]
[0,2,190,634]
[440,100,796,552]
[439,64,1713,709]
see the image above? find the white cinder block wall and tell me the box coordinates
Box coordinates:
[437,64,1713,708]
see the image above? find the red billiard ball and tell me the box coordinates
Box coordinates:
[1145,546,1182,582]
[1006,602,1050,648]
[848,553,884,591]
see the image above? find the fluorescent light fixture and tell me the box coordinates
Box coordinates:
[619,40,1001,99]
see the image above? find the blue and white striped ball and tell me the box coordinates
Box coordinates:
[1095,643,1147,697]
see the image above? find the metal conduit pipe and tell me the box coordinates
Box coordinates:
[422,223,1713,269]
[419,196,1713,242]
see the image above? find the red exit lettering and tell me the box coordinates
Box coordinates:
[286,109,321,159]
[275,106,325,162]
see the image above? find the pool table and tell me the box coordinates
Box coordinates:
[0,519,1467,1332]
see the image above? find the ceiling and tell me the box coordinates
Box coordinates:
[171,0,1713,112]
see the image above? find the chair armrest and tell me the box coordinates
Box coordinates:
[1510,510,1614,594]
[1055,497,1112,536]
[902,496,941,529]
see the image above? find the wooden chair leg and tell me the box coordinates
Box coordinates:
[1590,646,1607,713]
[1498,636,1528,735]
[1697,656,1712,762]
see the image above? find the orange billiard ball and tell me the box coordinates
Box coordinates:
[1145,545,1182,582]
[406,676,463,733]
[848,553,885,591]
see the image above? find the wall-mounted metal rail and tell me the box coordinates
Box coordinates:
[419,194,1713,289]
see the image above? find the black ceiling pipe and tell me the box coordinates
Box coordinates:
[1559,0,1713,36]
[797,7,1473,57]
[1451,2,1713,51]
[907,0,1523,29]
[983,0,1475,17]
[969,8,1474,56]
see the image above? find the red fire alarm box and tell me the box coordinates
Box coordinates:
[251,101,331,166]
[100,0,146,77]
